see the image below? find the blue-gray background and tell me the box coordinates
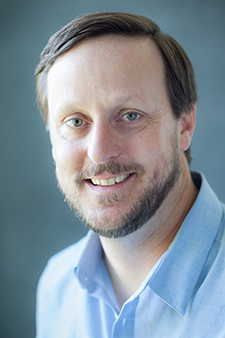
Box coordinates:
[1,0,224,337]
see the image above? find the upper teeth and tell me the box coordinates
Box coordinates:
[91,174,130,186]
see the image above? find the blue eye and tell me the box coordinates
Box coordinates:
[123,112,140,121]
[68,118,84,127]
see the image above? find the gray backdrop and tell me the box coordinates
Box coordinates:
[1,0,224,337]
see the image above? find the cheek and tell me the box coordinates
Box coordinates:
[131,131,165,164]
[52,138,85,173]
[132,125,178,172]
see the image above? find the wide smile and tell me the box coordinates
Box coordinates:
[84,172,136,192]
[90,174,130,186]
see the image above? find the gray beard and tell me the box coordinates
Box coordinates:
[57,135,181,239]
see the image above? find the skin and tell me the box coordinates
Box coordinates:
[47,35,198,307]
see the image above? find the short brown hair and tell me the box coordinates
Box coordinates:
[35,12,197,163]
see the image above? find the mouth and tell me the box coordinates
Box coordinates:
[90,173,131,186]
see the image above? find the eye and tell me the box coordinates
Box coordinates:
[122,112,140,121]
[67,118,84,127]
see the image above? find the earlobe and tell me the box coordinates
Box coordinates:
[179,105,196,152]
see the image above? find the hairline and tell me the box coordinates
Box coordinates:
[40,33,173,126]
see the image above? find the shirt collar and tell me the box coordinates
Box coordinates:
[74,231,103,290]
[149,172,223,315]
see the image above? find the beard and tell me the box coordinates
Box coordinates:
[56,133,181,239]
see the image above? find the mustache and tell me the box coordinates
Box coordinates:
[73,161,145,185]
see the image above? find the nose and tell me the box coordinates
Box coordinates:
[87,121,121,164]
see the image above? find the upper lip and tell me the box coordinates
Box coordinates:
[86,172,133,180]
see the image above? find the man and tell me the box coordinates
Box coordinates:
[35,12,225,338]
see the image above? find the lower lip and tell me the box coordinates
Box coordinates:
[85,173,135,192]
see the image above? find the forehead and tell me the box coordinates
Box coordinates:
[48,34,165,80]
[47,35,167,112]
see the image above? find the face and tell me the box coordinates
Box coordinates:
[47,35,184,238]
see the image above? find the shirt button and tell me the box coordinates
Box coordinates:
[122,318,126,326]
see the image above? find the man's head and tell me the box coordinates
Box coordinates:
[36,13,197,238]
[36,12,197,163]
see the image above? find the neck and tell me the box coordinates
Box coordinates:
[100,167,198,308]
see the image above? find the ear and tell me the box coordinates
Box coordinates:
[179,105,196,152]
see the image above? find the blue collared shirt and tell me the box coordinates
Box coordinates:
[36,173,225,338]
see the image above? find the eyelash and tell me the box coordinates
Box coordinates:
[66,118,86,127]
[65,111,141,131]
[121,112,140,122]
